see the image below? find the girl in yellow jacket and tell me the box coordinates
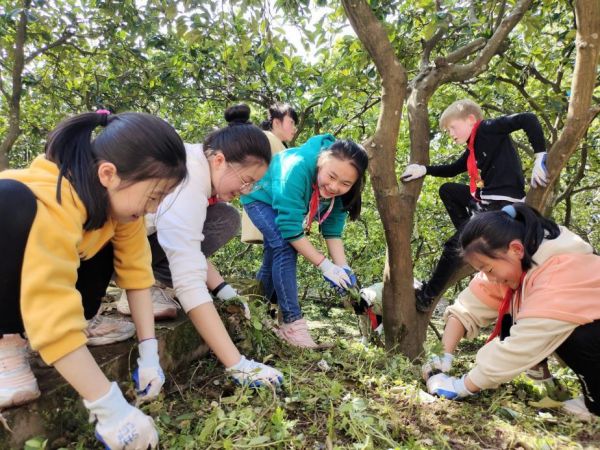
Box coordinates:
[424,204,600,421]
[0,111,187,448]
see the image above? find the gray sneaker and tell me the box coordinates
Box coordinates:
[85,314,136,346]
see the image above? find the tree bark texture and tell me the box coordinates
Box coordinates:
[526,0,600,211]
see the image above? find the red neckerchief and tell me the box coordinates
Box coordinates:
[208,195,219,206]
[486,271,527,343]
[467,120,482,200]
[304,183,334,235]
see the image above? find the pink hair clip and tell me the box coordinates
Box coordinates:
[96,109,111,115]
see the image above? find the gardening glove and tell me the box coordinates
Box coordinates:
[215,284,251,320]
[427,373,474,400]
[84,382,158,450]
[226,355,284,388]
[342,265,358,288]
[319,258,352,293]
[531,152,548,188]
[132,338,165,405]
[421,353,454,381]
[400,164,427,182]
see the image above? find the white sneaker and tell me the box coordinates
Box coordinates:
[0,334,40,408]
[117,285,180,320]
[563,395,594,421]
[85,315,136,346]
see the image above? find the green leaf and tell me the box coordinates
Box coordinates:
[264,53,276,73]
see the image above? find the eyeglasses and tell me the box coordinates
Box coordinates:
[228,163,257,194]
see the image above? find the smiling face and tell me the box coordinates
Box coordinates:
[272,114,297,143]
[316,154,359,199]
[445,114,478,145]
[209,151,268,201]
[98,161,176,223]
[464,240,525,290]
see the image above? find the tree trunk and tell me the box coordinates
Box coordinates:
[526,0,600,211]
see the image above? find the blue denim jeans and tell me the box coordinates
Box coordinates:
[243,201,302,323]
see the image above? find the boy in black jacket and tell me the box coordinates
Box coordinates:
[401,99,548,312]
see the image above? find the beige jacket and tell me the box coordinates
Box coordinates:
[445,227,599,389]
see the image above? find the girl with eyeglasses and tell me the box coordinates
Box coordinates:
[119,104,284,387]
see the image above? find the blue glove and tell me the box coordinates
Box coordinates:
[84,382,158,450]
[426,373,474,400]
[226,355,284,388]
[132,339,165,405]
[342,266,357,289]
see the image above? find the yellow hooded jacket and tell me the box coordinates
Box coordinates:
[0,156,154,364]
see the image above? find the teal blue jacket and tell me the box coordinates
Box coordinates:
[241,134,347,242]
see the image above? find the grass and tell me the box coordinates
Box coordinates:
[31,296,600,449]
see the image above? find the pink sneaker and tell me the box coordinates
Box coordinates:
[0,334,40,408]
[117,285,180,320]
[276,319,319,349]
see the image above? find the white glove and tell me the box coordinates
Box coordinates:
[215,285,251,320]
[531,152,548,188]
[400,164,427,182]
[318,258,351,290]
[226,355,284,387]
[421,353,454,381]
[84,382,158,450]
[133,338,165,404]
[427,373,474,400]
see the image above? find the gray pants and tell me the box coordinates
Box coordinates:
[149,202,241,287]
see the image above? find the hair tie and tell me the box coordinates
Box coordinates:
[502,204,517,218]
[96,109,110,126]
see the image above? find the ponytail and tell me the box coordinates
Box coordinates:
[45,111,186,230]
[460,203,560,270]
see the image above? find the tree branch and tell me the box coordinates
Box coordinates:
[442,0,533,83]
[436,37,486,66]
[554,144,588,205]
[25,29,74,64]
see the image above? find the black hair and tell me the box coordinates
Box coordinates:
[203,104,271,165]
[45,112,187,231]
[319,140,368,221]
[460,203,560,270]
[260,102,299,133]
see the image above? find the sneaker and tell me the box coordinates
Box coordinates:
[276,319,319,349]
[563,395,594,421]
[117,285,180,320]
[85,314,136,346]
[0,334,40,408]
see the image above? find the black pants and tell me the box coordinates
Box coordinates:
[149,202,241,288]
[422,183,511,299]
[0,179,113,335]
[555,320,600,416]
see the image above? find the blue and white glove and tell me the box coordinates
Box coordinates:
[84,382,158,450]
[421,353,454,381]
[342,266,357,289]
[132,338,165,404]
[318,259,352,294]
[531,152,548,188]
[426,373,474,400]
[226,355,284,388]
[400,164,427,182]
